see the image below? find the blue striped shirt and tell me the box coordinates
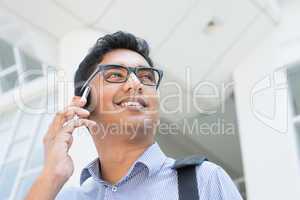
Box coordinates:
[56,142,242,200]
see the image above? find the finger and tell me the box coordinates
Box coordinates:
[81,119,100,135]
[45,95,87,138]
[45,107,89,140]
[46,111,68,138]
[54,133,73,150]
[64,106,90,121]
[70,96,87,107]
[60,118,97,135]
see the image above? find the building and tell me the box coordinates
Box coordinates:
[0,0,300,199]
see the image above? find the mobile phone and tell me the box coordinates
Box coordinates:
[73,86,91,120]
[81,86,91,108]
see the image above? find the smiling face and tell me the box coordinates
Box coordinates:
[89,49,160,140]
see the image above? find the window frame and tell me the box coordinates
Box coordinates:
[0,39,56,114]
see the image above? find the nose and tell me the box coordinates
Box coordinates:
[122,73,143,93]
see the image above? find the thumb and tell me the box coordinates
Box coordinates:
[81,119,100,136]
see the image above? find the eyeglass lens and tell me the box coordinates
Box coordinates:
[102,65,159,86]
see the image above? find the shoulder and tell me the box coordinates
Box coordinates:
[195,161,221,180]
[55,178,100,200]
[195,161,243,199]
[55,186,83,200]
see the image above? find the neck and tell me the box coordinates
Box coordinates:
[92,135,154,184]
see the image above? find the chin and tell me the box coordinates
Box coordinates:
[122,115,149,124]
[117,113,156,125]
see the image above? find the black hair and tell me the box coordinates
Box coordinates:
[74,31,154,96]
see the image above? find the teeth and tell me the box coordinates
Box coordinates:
[120,101,143,108]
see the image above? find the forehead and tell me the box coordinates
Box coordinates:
[100,49,150,68]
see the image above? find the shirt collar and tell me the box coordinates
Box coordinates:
[135,142,167,176]
[80,142,167,185]
[80,158,100,185]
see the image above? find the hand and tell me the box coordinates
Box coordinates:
[41,96,97,185]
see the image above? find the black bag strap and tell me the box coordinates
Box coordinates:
[172,155,208,200]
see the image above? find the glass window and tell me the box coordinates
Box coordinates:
[0,160,21,199]
[0,131,11,165]
[25,145,44,171]
[0,39,15,70]
[20,51,43,82]
[14,113,41,140]
[288,66,300,115]
[6,139,30,161]
[46,65,56,71]
[14,97,45,140]
[26,114,54,170]
[15,172,40,200]
[0,110,17,132]
[0,111,17,165]
[0,70,19,92]
[46,91,59,113]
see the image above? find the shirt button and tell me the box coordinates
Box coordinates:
[111,186,117,192]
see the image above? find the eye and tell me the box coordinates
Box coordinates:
[105,71,126,82]
[140,74,154,81]
[138,70,156,83]
[110,72,122,78]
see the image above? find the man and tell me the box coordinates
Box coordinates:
[26,31,242,200]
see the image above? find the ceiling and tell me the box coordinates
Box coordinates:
[0,0,277,100]
[0,0,280,180]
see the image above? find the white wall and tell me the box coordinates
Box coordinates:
[234,1,300,199]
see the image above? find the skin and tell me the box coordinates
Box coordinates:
[25,49,160,200]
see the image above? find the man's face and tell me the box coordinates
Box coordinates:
[89,49,160,137]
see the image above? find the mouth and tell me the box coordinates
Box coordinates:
[115,97,147,111]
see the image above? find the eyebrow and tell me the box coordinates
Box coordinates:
[109,63,152,68]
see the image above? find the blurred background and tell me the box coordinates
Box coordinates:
[0,0,300,199]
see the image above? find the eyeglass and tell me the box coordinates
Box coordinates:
[81,64,163,92]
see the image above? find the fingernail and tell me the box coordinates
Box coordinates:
[80,97,87,104]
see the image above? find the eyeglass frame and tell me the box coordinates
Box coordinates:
[80,64,163,94]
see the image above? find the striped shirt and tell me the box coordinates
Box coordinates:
[55,142,243,200]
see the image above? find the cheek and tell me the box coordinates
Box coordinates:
[98,85,119,111]
[151,97,159,109]
[146,91,160,110]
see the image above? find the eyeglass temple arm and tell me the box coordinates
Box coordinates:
[80,66,101,94]
[156,70,163,90]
